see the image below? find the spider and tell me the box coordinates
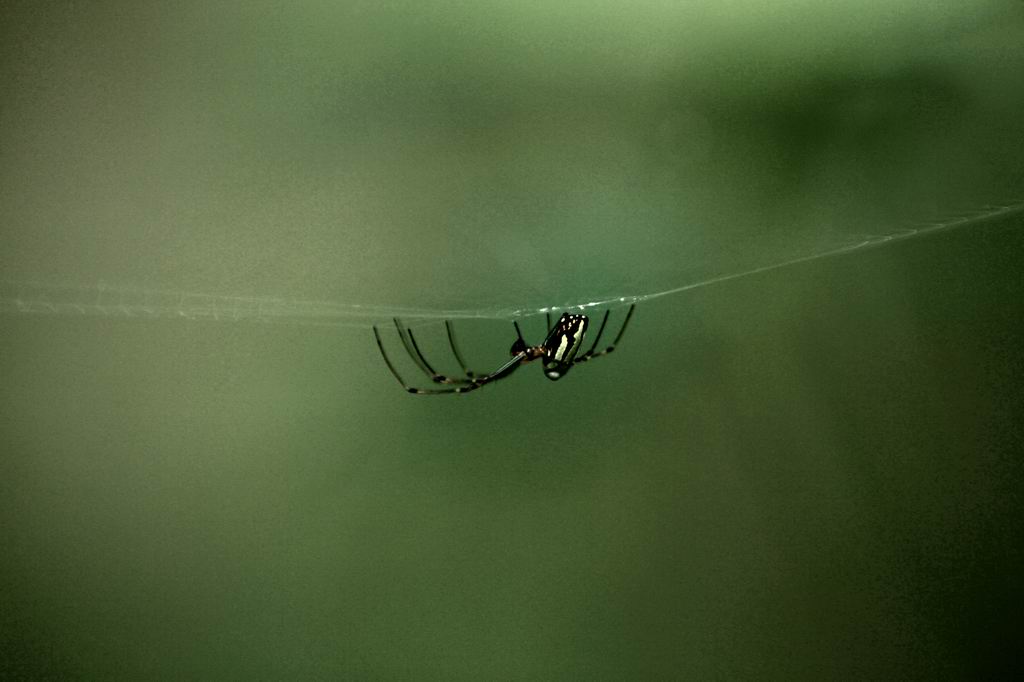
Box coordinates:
[373,304,636,395]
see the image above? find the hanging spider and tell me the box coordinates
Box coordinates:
[373,304,636,395]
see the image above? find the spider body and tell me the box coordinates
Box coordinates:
[373,305,634,395]
[538,313,588,380]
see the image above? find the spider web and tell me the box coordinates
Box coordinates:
[3,200,1021,328]
[2,3,1021,327]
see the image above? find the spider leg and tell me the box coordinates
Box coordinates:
[391,318,432,376]
[577,310,610,361]
[417,352,525,394]
[395,319,474,385]
[373,325,424,392]
[374,324,527,395]
[513,320,526,345]
[608,304,636,348]
[445,320,477,380]
[375,324,480,393]
[574,304,635,364]
[407,327,474,385]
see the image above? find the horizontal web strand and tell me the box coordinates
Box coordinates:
[2,200,1021,327]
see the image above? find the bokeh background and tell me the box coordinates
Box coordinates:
[2,1,1023,679]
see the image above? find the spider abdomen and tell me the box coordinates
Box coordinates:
[542,313,588,380]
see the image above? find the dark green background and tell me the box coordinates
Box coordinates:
[2,1,1023,679]
[3,213,1022,679]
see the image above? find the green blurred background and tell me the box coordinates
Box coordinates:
[2,1,1023,679]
